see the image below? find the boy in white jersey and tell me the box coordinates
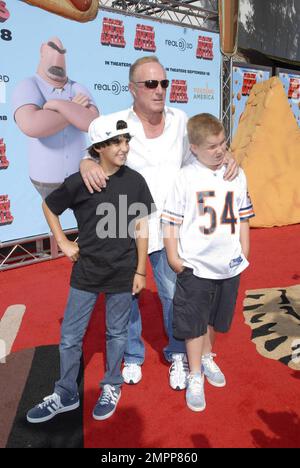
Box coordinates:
[162,113,254,412]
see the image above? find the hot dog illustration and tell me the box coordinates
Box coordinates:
[21,0,98,23]
[0,1,10,23]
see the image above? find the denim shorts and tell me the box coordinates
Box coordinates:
[173,268,240,340]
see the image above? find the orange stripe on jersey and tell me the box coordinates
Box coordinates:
[161,213,183,225]
[240,209,254,217]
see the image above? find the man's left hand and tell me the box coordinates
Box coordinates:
[223,151,239,181]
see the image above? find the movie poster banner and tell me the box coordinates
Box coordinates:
[276,68,300,126]
[0,1,220,243]
[232,63,271,137]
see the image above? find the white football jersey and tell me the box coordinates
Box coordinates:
[161,158,255,279]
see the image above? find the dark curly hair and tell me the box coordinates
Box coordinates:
[88,120,131,159]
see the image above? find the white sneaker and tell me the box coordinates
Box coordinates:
[122,363,142,384]
[169,353,189,390]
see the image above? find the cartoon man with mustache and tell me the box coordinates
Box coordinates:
[12,37,99,198]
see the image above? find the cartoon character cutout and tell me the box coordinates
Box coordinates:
[12,37,99,197]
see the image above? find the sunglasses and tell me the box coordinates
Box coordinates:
[134,79,170,89]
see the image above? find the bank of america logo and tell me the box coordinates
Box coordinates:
[0,83,5,104]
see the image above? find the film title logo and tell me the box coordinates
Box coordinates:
[0,137,9,169]
[165,38,193,52]
[287,77,300,101]
[242,72,257,96]
[196,36,214,60]
[134,24,156,52]
[94,81,129,95]
[0,194,13,225]
[0,1,9,23]
[100,17,126,48]
[170,80,188,104]
[0,2,12,41]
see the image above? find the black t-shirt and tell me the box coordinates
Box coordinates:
[45,166,155,293]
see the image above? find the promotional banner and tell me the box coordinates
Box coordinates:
[0,1,220,243]
[232,63,271,136]
[276,68,300,126]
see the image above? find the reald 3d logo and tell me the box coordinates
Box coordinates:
[165,38,193,51]
[94,81,129,95]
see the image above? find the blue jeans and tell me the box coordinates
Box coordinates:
[55,287,132,399]
[124,248,186,364]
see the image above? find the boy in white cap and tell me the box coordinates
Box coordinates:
[26,115,155,423]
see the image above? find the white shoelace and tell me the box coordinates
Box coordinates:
[100,385,118,406]
[202,353,219,372]
[38,393,61,409]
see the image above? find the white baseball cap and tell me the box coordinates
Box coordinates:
[88,115,132,146]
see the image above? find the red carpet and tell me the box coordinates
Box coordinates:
[1,225,300,448]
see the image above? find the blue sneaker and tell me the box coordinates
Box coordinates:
[186,372,206,412]
[93,385,121,421]
[201,353,226,387]
[26,392,79,423]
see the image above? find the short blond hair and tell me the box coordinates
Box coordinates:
[187,113,225,145]
[129,56,163,82]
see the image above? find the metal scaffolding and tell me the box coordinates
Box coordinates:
[99,0,218,30]
[0,230,78,271]
[221,55,233,144]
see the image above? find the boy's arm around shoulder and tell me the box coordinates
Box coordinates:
[79,157,108,194]
[42,200,79,262]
